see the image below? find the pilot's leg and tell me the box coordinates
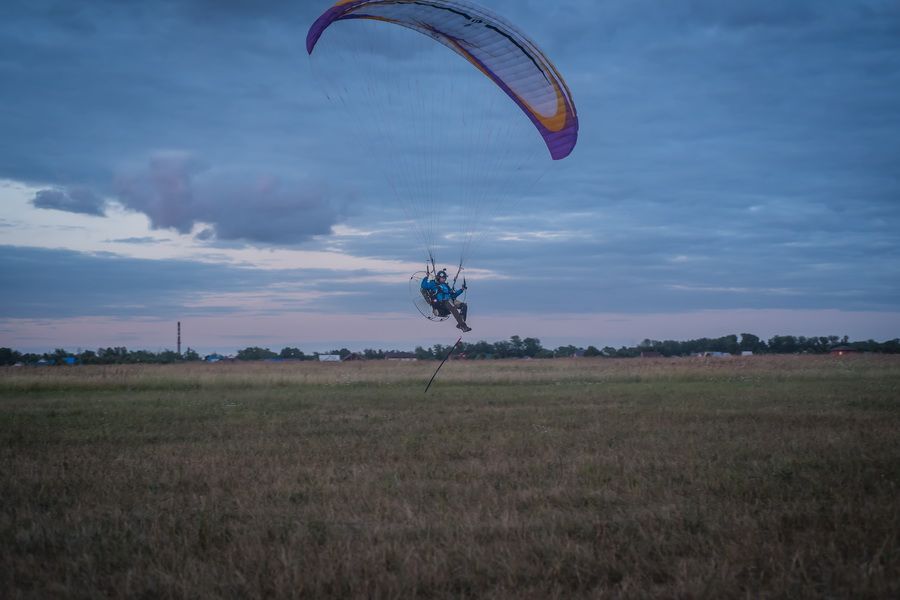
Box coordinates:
[455,301,468,321]
[448,302,471,332]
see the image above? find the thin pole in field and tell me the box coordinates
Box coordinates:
[425,336,463,393]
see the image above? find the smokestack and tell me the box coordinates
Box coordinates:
[177,321,182,355]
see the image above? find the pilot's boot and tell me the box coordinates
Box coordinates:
[448,304,472,332]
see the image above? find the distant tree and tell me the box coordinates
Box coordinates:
[414,346,434,360]
[0,348,22,365]
[95,347,128,364]
[78,349,99,365]
[739,333,765,354]
[7,332,900,366]
[708,335,739,355]
[468,340,495,359]
[237,347,278,361]
[554,345,581,358]
[882,339,900,354]
[768,335,798,354]
[522,337,544,358]
[492,340,512,358]
[659,340,684,356]
[811,337,829,353]
[129,349,157,363]
[157,350,182,363]
[861,339,879,352]
[51,348,71,365]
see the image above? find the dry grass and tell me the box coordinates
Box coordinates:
[1,356,898,598]
[2,354,897,389]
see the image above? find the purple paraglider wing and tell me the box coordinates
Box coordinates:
[307,0,578,160]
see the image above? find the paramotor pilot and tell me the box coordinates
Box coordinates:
[421,270,471,332]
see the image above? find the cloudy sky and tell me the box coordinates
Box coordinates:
[2,0,899,354]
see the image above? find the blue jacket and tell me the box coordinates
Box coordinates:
[422,277,464,302]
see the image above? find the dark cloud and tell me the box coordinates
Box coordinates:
[31,187,106,216]
[194,228,215,241]
[1,0,898,318]
[113,152,344,244]
[321,197,900,315]
[0,245,274,319]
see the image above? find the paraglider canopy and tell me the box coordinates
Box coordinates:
[307,0,578,160]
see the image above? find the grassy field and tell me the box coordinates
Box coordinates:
[1,355,898,598]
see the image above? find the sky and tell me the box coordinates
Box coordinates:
[1,0,899,354]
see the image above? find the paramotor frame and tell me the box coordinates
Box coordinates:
[409,271,469,322]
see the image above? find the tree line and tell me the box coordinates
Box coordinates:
[416,334,900,360]
[1,334,898,366]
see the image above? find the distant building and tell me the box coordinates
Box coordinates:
[829,346,858,356]
[318,354,342,362]
[698,351,731,358]
[385,352,417,361]
[741,351,754,356]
